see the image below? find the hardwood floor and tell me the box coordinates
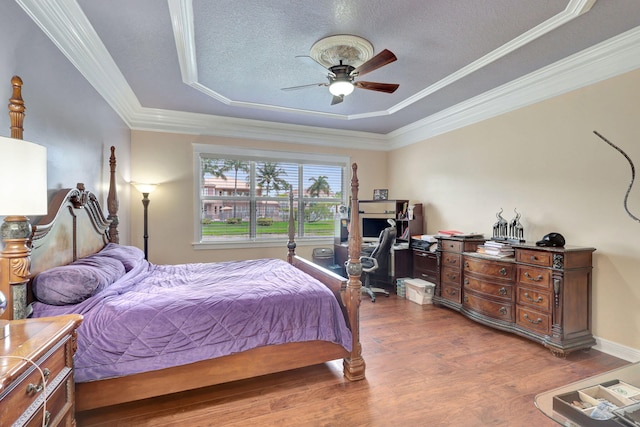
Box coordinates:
[77,295,628,426]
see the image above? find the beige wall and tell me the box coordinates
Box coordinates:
[389,68,640,350]
[130,131,387,263]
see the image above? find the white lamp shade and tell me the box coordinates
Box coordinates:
[133,183,157,194]
[0,136,47,216]
[329,80,355,96]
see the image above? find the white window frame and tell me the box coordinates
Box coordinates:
[193,143,350,249]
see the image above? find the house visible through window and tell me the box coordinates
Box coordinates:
[194,144,348,244]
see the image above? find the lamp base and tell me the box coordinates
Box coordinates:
[0,215,32,240]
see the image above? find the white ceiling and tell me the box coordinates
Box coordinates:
[15,0,640,149]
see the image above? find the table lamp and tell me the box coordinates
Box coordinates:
[0,136,47,338]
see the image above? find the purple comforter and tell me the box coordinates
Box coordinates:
[31,258,352,382]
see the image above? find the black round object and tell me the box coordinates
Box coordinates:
[536,232,565,247]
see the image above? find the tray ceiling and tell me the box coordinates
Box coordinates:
[14,0,640,149]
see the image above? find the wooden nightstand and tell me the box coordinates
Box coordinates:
[0,314,83,427]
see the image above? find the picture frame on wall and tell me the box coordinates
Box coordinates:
[373,189,388,200]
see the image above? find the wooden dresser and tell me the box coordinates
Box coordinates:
[435,236,596,356]
[0,314,83,427]
[434,236,485,309]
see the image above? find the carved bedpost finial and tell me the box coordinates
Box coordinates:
[8,76,25,140]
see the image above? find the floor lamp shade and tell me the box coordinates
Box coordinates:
[0,136,48,216]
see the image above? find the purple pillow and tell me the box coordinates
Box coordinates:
[98,243,145,272]
[32,255,126,306]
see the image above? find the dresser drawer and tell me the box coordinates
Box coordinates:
[516,286,552,313]
[1,339,69,426]
[441,283,462,304]
[440,240,463,253]
[516,249,553,267]
[441,266,461,287]
[463,292,513,322]
[516,306,552,335]
[441,252,461,268]
[22,373,73,427]
[464,276,513,301]
[517,265,552,290]
[464,257,515,281]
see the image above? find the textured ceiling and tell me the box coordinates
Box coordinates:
[15,0,640,147]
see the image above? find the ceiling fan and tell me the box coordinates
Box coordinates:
[282,48,399,105]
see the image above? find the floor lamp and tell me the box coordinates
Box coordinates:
[133,183,157,260]
[0,136,48,337]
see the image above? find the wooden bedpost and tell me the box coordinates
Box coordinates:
[343,163,365,380]
[286,189,296,264]
[107,146,119,243]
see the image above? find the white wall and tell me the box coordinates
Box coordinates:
[0,2,131,243]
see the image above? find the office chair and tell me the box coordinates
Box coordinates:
[360,221,397,302]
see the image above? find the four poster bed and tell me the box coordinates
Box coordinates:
[0,76,365,412]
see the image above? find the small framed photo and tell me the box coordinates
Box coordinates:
[373,189,388,200]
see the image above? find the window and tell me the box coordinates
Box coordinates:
[194,144,348,245]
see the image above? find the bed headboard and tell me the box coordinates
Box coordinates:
[30,144,120,276]
[29,184,113,276]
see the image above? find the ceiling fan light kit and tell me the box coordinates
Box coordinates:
[329,80,354,96]
[283,34,399,105]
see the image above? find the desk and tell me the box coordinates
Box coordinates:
[535,361,637,426]
[334,243,411,282]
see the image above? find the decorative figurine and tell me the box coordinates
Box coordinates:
[508,208,525,242]
[492,208,508,240]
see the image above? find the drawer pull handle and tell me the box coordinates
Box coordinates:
[464,261,469,268]
[530,255,537,261]
[44,411,51,427]
[524,292,543,303]
[26,368,50,395]
[524,313,542,324]
[446,273,457,280]
[524,272,543,282]
[418,252,427,257]
[447,288,458,296]
[448,257,457,264]
[499,268,507,276]
[499,307,507,315]
[464,278,469,285]
[463,295,468,302]
[498,287,507,296]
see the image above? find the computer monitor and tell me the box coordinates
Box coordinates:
[361,217,392,243]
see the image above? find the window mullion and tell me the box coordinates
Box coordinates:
[250,161,256,238]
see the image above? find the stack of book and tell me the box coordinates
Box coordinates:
[477,240,515,258]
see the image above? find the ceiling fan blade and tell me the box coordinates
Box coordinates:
[281,82,328,91]
[350,49,397,77]
[331,95,344,105]
[354,81,399,93]
[296,55,336,77]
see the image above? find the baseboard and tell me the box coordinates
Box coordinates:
[593,336,640,362]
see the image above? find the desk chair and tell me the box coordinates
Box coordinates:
[360,222,396,302]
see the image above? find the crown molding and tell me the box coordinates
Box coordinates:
[388,25,640,150]
[15,0,640,151]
